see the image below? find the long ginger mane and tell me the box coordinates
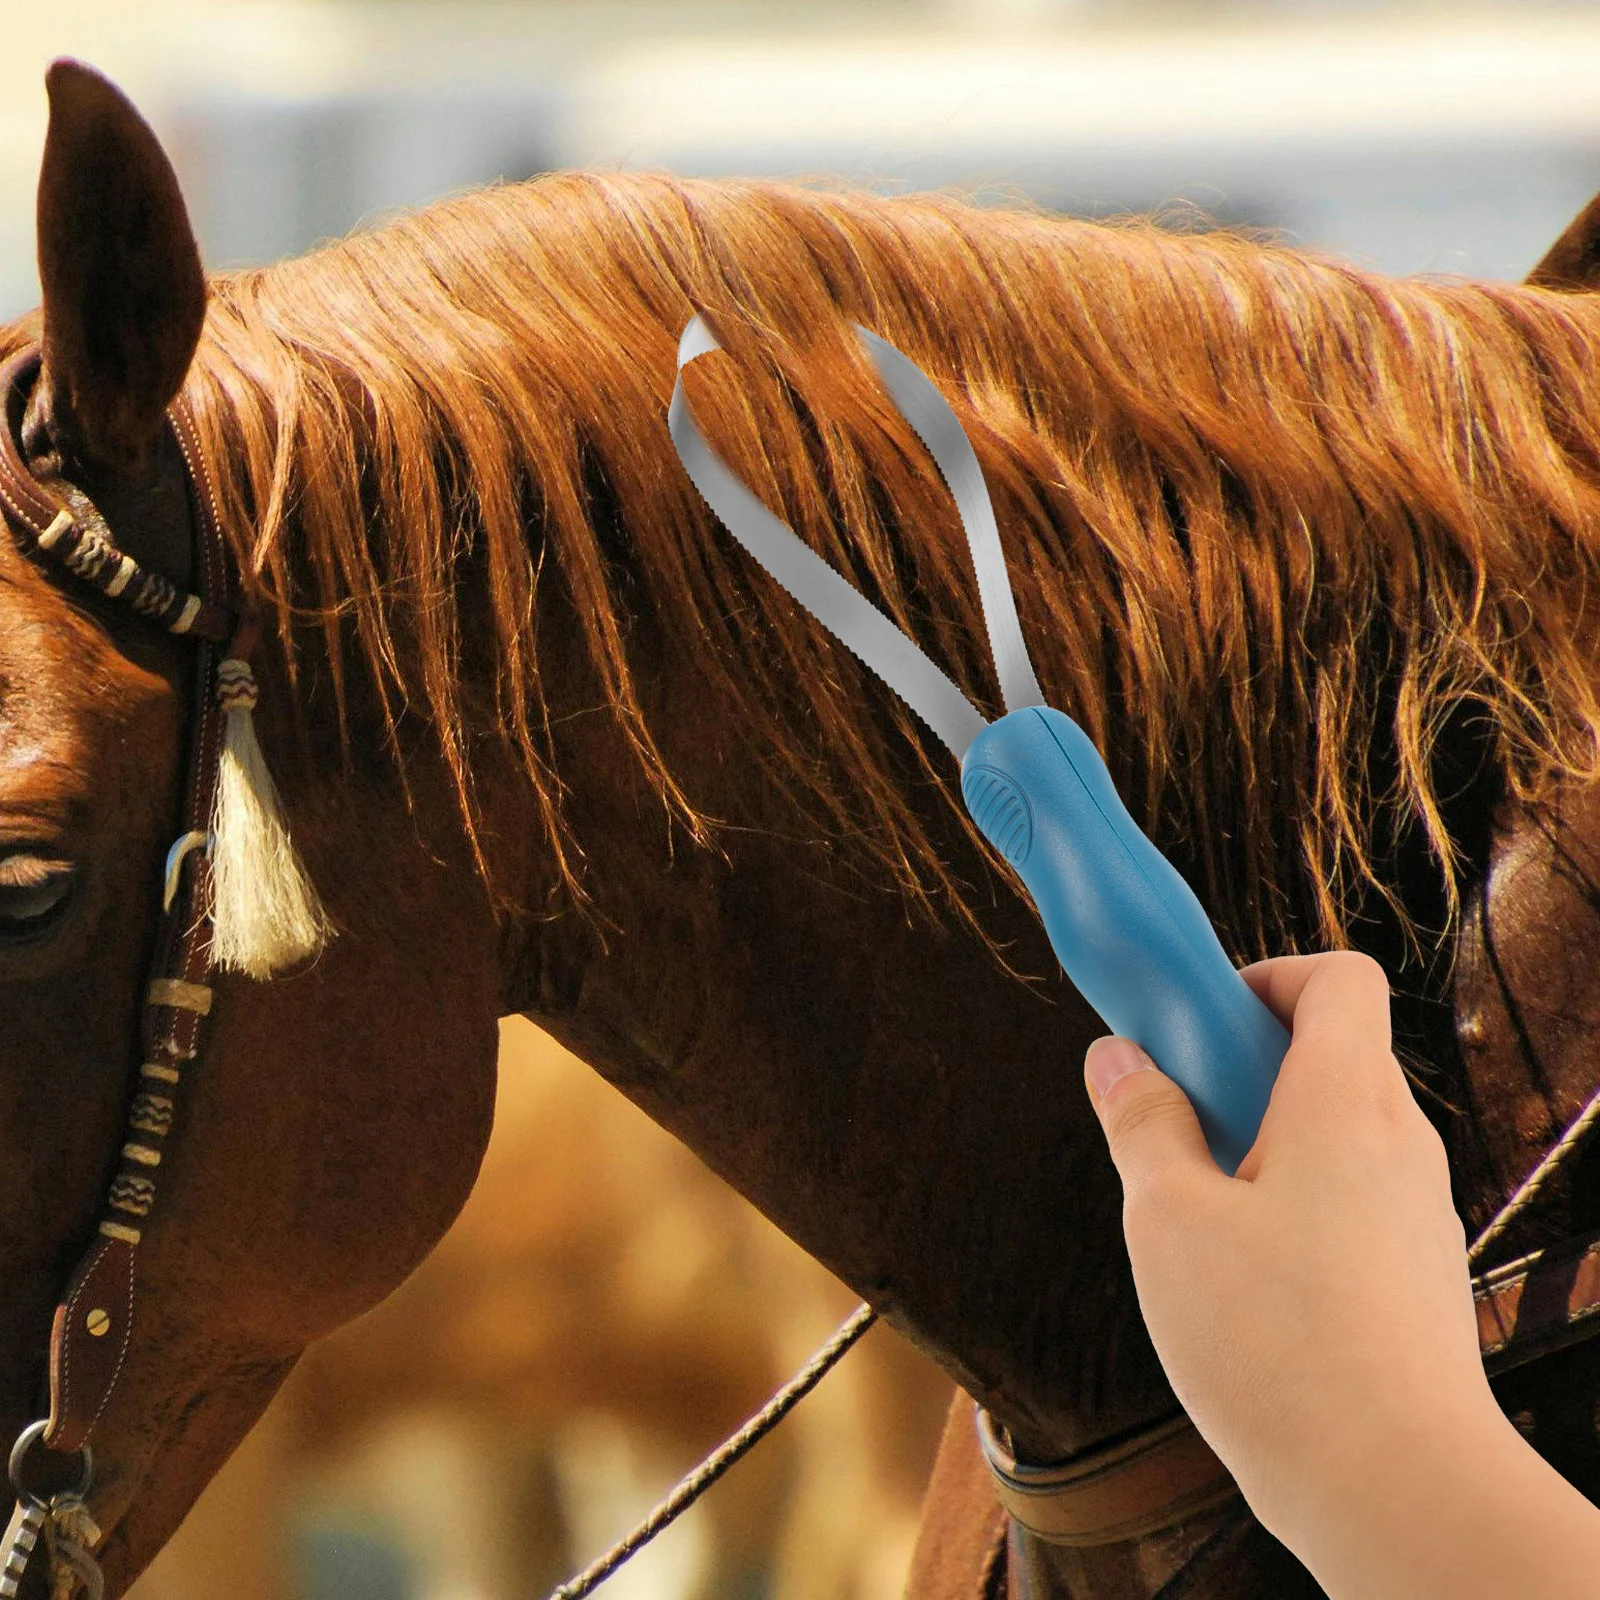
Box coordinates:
[21,172,1597,969]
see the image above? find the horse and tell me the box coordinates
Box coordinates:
[126,1017,953,1600]
[5,56,1600,1600]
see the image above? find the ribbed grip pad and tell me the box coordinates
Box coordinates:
[961,765,1034,865]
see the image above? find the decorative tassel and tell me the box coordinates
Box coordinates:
[209,651,331,978]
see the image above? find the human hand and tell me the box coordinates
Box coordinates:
[1083,951,1498,1547]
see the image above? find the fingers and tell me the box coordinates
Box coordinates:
[1237,954,1326,1023]
[1238,952,1393,1053]
[1084,1038,1218,1193]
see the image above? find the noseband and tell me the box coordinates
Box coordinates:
[0,346,237,1596]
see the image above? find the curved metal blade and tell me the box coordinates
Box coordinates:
[851,326,1043,718]
[668,314,989,760]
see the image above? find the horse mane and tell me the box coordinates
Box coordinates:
[14,173,1600,974]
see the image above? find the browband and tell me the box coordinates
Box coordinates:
[0,347,233,645]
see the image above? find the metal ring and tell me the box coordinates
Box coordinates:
[7,1420,92,1507]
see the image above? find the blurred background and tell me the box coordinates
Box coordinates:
[3,1,1598,1596]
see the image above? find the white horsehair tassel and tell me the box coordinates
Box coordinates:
[209,651,331,978]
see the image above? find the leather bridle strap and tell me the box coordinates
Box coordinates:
[0,347,236,1459]
[0,355,233,647]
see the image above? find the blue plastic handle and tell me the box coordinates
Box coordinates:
[962,707,1289,1176]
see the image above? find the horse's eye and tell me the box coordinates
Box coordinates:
[0,856,74,934]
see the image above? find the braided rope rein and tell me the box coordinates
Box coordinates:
[41,1499,101,1600]
[1467,1075,1600,1270]
[547,1303,877,1600]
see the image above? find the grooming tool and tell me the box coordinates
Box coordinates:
[667,315,1288,1175]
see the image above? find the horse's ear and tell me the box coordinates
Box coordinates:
[35,59,206,469]
[1526,191,1600,292]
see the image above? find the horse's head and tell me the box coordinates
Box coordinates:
[0,64,507,1594]
[0,52,210,1488]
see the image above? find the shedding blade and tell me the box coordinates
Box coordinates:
[668,315,988,761]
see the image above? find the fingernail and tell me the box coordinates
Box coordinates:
[1087,1038,1155,1099]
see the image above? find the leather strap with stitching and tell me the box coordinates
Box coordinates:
[0,350,233,645]
[0,345,236,1455]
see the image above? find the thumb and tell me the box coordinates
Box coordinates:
[1084,1037,1216,1179]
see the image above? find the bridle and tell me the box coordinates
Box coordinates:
[0,344,237,1599]
[2,333,1600,1597]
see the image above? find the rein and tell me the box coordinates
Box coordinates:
[547,1303,877,1600]
[5,330,1600,1596]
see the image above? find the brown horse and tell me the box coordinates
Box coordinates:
[5,57,1600,1600]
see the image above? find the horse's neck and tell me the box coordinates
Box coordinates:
[322,270,1501,1467]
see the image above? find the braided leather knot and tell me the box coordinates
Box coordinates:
[215,658,259,714]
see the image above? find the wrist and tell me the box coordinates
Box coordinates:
[1271,1393,1600,1599]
